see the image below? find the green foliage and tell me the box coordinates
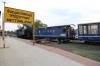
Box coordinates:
[17,19,48,30]
[73,50,100,62]
[6,31,10,34]
[35,19,48,28]
[6,30,16,35]
[43,42,100,62]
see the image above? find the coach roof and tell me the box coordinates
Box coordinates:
[78,22,100,25]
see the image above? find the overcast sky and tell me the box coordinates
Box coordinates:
[0,0,100,31]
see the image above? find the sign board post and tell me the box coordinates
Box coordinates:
[0,11,1,18]
[33,18,35,45]
[0,11,1,37]
[3,6,35,48]
[0,11,1,29]
[2,1,6,48]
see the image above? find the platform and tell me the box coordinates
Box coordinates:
[0,37,84,66]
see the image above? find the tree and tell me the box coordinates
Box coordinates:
[6,31,10,34]
[17,24,24,30]
[43,24,48,27]
[35,19,48,28]
[21,19,48,29]
[11,31,13,33]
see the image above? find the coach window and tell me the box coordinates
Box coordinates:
[79,25,82,34]
[91,24,98,34]
[63,27,66,33]
[83,26,87,34]
[53,30,55,33]
[48,30,49,32]
[44,28,45,32]
[63,28,66,33]
[50,30,51,32]
[42,29,44,33]
[88,24,98,34]
[61,26,65,33]
[39,30,40,33]
[48,28,50,32]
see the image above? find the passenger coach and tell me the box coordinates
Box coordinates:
[35,24,75,43]
[78,22,100,43]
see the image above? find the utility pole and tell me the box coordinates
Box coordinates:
[0,11,1,29]
[2,1,6,48]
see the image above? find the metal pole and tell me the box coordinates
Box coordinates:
[0,11,1,29]
[33,13,35,45]
[2,1,6,48]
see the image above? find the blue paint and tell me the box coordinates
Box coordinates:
[35,25,75,39]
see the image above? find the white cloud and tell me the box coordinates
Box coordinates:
[79,13,100,23]
[0,0,100,31]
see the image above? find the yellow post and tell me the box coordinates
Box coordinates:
[2,1,6,48]
[33,13,35,45]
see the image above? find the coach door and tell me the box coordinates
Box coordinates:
[68,26,71,38]
[78,25,83,40]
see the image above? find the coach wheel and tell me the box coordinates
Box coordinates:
[57,39,62,44]
[62,39,70,43]
[62,39,67,43]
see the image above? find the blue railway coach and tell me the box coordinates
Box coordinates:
[78,22,100,43]
[35,24,75,43]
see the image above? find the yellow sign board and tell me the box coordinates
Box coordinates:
[61,34,66,36]
[4,6,34,24]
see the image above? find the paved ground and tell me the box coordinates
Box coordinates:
[14,37,100,66]
[0,37,85,66]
